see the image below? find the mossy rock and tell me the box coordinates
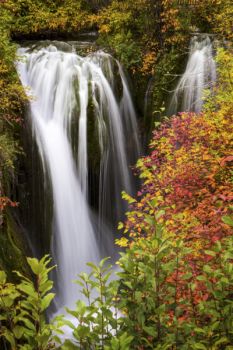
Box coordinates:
[0,210,31,281]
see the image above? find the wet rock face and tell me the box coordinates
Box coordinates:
[16,119,53,258]
[13,30,99,43]
[0,210,31,281]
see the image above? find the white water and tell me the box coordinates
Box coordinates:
[169,35,216,114]
[16,43,140,308]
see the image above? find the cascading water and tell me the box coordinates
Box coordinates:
[169,35,216,114]
[16,43,140,309]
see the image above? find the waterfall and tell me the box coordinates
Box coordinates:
[169,35,216,114]
[16,43,140,309]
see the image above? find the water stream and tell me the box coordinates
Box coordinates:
[169,35,216,114]
[17,43,140,309]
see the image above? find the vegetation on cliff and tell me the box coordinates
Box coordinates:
[0,5,29,275]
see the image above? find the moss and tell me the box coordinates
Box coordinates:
[87,96,101,172]
[0,210,31,281]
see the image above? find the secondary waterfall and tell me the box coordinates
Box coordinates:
[16,43,140,308]
[169,35,216,114]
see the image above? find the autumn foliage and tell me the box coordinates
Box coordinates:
[113,48,233,348]
[118,48,233,256]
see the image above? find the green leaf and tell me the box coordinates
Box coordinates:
[137,312,145,326]
[0,270,6,284]
[60,319,76,330]
[14,271,31,283]
[222,215,233,227]
[39,280,53,296]
[118,221,124,229]
[119,332,133,348]
[196,275,206,281]
[75,300,87,315]
[203,265,212,274]
[62,339,82,350]
[122,191,136,204]
[27,257,41,275]
[210,321,220,331]
[2,296,15,307]
[3,330,16,348]
[144,215,155,226]
[20,317,36,331]
[86,262,99,272]
[150,198,158,207]
[41,293,55,311]
[155,210,165,220]
[204,250,216,257]
[182,273,193,280]
[194,327,206,334]
[143,326,157,337]
[17,283,35,296]
[99,257,110,268]
[135,291,142,302]
[13,325,25,339]
[214,337,229,346]
[123,281,132,289]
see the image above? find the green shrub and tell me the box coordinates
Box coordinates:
[0,255,62,350]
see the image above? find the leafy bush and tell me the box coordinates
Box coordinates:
[118,48,233,255]
[61,258,132,350]
[2,225,233,349]
[0,255,61,350]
